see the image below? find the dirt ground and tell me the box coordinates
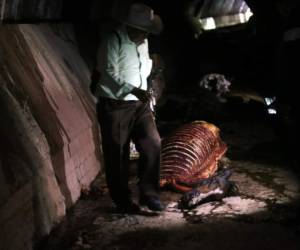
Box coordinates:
[37,98,300,250]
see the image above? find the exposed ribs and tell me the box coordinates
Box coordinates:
[160,121,227,192]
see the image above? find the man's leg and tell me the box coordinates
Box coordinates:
[132,104,164,210]
[97,99,135,207]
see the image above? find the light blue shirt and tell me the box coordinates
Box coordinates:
[95,25,152,100]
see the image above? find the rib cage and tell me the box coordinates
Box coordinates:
[160,121,227,188]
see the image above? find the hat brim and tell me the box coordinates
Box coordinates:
[124,14,163,35]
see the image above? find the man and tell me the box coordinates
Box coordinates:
[94,3,164,213]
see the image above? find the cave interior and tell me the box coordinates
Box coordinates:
[0,0,300,250]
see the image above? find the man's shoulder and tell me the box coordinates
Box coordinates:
[103,24,125,43]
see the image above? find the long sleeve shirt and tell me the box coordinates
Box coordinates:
[95,26,153,101]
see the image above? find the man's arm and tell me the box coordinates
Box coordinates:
[97,32,152,102]
[131,87,151,103]
[97,33,136,98]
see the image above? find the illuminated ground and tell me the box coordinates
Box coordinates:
[38,102,300,250]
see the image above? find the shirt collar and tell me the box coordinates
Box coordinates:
[119,25,147,46]
[118,25,135,45]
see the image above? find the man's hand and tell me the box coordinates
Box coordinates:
[131,88,151,103]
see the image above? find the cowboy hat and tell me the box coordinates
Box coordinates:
[123,3,163,34]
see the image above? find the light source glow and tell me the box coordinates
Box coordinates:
[199,17,216,30]
[199,8,253,30]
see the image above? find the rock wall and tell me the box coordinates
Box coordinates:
[0,0,62,21]
[0,23,102,250]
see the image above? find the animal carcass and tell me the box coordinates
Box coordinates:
[159,121,236,209]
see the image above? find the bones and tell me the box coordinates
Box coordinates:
[160,121,227,192]
[159,121,237,209]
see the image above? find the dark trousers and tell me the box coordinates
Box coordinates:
[96,97,161,205]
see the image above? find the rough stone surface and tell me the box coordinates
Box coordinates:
[0,23,101,250]
[0,0,62,21]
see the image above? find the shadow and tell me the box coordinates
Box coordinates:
[93,205,162,217]
[106,204,300,250]
[36,176,300,250]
